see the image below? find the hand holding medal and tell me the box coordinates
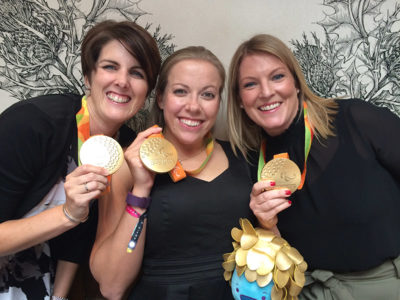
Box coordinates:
[139,129,178,174]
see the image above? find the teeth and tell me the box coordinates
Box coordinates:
[260,102,280,111]
[107,93,130,103]
[181,119,201,127]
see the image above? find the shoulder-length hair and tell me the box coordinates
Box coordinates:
[227,34,338,158]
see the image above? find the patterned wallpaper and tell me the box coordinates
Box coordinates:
[0,0,399,133]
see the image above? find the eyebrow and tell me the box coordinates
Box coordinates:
[98,59,143,69]
[171,83,218,90]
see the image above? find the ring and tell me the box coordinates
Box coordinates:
[84,182,89,192]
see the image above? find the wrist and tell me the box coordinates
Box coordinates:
[62,204,88,224]
[52,296,68,300]
[126,192,151,209]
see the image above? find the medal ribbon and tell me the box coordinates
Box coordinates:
[257,102,313,190]
[148,126,214,182]
[76,96,90,166]
[76,96,111,192]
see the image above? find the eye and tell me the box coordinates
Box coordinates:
[236,288,239,292]
[242,81,256,89]
[130,69,145,79]
[102,64,117,71]
[272,73,284,80]
[201,91,216,100]
[173,88,187,96]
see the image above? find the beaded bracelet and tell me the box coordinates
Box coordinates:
[62,204,88,223]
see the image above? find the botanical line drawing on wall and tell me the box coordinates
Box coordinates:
[292,0,400,116]
[0,0,175,130]
[0,0,399,124]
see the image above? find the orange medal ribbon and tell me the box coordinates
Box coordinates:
[147,126,214,182]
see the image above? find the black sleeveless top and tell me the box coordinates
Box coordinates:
[129,140,256,300]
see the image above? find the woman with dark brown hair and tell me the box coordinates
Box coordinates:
[0,20,160,299]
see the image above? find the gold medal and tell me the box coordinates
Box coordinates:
[260,155,301,193]
[139,137,178,173]
[80,135,123,174]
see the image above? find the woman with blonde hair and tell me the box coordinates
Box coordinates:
[90,46,255,300]
[227,34,400,299]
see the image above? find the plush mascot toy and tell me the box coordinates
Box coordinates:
[223,219,307,300]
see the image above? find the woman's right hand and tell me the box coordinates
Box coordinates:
[249,180,292,230]
[64,164,109,221]
[124,126,163,196]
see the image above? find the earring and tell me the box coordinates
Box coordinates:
[239,103,244,108]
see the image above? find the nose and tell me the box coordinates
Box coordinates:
[259,81,273,98]
[186,95,201,112]
[115,70,128,88]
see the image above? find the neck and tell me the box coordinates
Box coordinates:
[86,97,120,137]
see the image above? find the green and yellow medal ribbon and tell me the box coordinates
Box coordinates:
[169,132,214,182]
[76,96,90,165]
[76,96,112,193]
[257,101,314,190]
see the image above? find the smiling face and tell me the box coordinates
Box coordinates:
[85,39,148,135]
[158,59,221,149]
[238,53,299,136]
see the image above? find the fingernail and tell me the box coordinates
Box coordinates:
[270,181,276,186]
[288,200,292,205]
[285,190,291,196]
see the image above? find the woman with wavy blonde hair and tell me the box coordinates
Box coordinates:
[227,34,400,299]
[227,34,337,158]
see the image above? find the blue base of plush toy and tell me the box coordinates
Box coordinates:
[231,269,273,300]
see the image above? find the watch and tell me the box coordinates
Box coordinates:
[126,192,151,209]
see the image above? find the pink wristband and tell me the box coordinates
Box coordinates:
[126,205,142,218]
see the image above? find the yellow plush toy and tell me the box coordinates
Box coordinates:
[222,218,307,300]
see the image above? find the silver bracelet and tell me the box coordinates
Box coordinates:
[52,296,68,300]
[62,204,88,223]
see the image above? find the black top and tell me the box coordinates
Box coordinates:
[249,99,400,273]
[129,141,256,300]
[0,94,135,297]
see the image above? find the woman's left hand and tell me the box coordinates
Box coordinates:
[249,180,292,231]
[124,126,163,196]
[64,164,109,221]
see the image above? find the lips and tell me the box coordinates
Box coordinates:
[180,118,201,127]
[107,92,131,103]
[259,102,280,111]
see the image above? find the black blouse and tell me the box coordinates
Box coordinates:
[250,99,400,273]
